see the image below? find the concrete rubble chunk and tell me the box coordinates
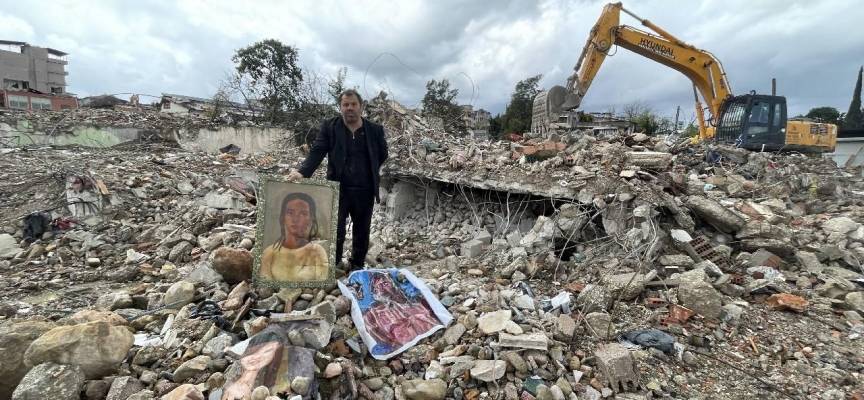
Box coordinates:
[498,332,549,350]
[470,360,507,382]
[685,196,745,233]
[595,343,641,394]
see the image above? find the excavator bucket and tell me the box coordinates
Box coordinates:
[531,86,583,134]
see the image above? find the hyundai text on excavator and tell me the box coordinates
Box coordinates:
[531,2,837,153]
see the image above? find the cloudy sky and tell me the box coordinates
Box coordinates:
[2,0,863,122]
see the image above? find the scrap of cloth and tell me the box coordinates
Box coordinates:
[338,268,454,360]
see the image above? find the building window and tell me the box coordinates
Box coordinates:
[51,87,63,94]
[31,97,51,110]
[8,95,28,110]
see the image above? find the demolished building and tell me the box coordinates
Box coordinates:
[0,96,863,400]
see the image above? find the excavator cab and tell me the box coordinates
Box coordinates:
[713,94,788,150]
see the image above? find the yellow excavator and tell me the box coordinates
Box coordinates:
[532,2,837,153]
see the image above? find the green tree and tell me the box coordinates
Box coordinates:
[489,113,502,138]
[422,78,466,134]
[230,39,303,123]
[500,74,543,136]
[805,106,841,124]
[844,65,863,129]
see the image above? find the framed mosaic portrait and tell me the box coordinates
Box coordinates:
[253,174,339,288]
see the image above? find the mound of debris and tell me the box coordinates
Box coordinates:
[0,101,863,400]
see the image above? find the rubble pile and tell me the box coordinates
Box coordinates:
[0,101,862,400]
[0,107,223,136]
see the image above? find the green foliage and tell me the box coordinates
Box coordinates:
[576,111,594,122]
[422,79,466,135]
[231,39,303,123]
[805,106,841,124]
[489,114,502,137]
[327,67,352,112]
[844,66,863,129]
[500,74,543,137]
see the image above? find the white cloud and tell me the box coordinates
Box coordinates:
[1,0,862,121]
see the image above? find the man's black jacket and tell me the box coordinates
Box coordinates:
[297,116,388,202]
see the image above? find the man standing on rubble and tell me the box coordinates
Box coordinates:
[288,89,388,272]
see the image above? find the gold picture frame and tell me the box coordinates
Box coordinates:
[253,174,339,288]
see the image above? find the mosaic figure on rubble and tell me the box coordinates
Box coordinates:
[260,192,328,281]
[289,89,389,272]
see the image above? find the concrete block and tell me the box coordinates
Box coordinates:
[475,230,492,245]
[595,343,641,394]
[385,181,416,222]
[506,231,522,247]
[461,239,483,258]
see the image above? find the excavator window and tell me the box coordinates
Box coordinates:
[772,103,782,129]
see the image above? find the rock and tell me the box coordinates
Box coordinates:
[23,321,134,379]
[172,355,211,383]
[477,310,511,334]
[554,314,576,342]
[402,378,447,400]
[210,247,253,284]
[677,279,723,319]
[106,376,145,400]
[846,292,864,315]
[575,284,612,313]
[603,272,646,301]
[471,360,507,382]
[323,362,342,378]
[0,321,56,399]
[685,196,745,233]
[766,293,808,313]
[184,261,224,286]
[161,384,204,400]
[595,343,641,394]
[96,292,134,311]
[822,217,859,234]
[11,362,86,400]
[164,281,196,308]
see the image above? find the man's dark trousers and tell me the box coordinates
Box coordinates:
[337,187,375,267]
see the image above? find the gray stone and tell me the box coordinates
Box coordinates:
[554,314,576,342]
[604,273,646,301]
[164,281,196,308]
[685,196,745,233]
[584,312,614,340]
[202,333,236,359]
[678,279,723,319]
[442,323,466,345]
[172,355,211,383]
[461,239,483,258]
[822,217,859,235]
[575,284,612,313]
[477,310,511,334]
[845,292,864,315]
[499,332,548,350]
[471,360,506,382]
[11,362,85,400]
[106,376,145,400]
[595,343,641,394]
[184,261,224,286]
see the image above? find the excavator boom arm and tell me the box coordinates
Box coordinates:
[534,2,733,135]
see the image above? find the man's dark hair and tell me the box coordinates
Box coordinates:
[338,89,363,106]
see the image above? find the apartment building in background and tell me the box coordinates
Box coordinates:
[0,39,78,110]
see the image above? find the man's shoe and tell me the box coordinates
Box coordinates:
[348,261,365,272]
